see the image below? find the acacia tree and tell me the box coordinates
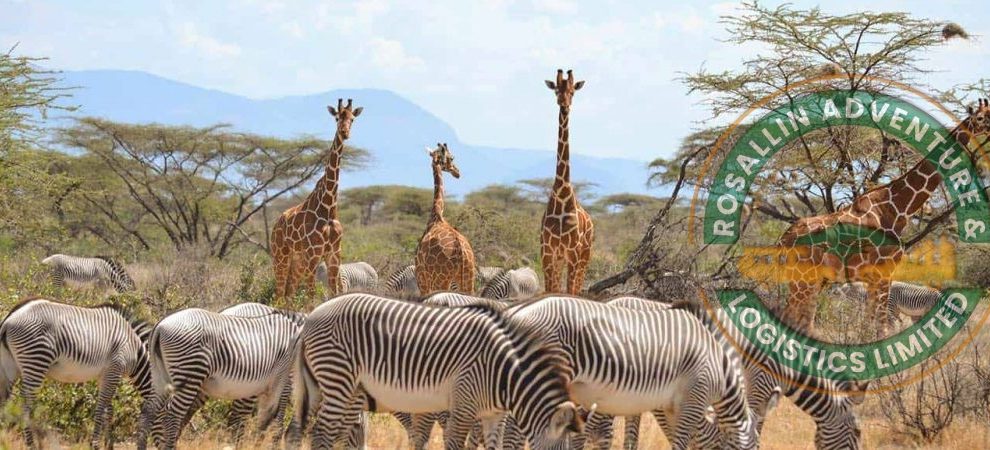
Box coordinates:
[592,2,971,295]
[0,47,75,247]
[58,118,369,259]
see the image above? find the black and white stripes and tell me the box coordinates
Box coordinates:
[0,298,156,449]
[288,293,582,450]
[41,254,135,293]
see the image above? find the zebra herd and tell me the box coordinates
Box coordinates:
[5,253,945,449]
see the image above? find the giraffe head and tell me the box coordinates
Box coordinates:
[544,69,584,110]
[326,98,363,140]
[964,98,990,136]
[427,142,460,178]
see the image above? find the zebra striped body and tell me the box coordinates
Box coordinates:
[384,265,420,298]
[149,304,302,449]
[481,267,540,300]
[287,293,582,450]
[41,254,135,293]
[504,296,758,450]
[614,296,864,450]
[0,299,155,449]
[316,261,379,292]
[394,293,518,449]
[832,281,940,324]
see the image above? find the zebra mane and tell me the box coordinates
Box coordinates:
[480,270,511,298]
[465,297,574,388]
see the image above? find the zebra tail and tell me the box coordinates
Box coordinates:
[148,327,174,399]
[288,335,318,446]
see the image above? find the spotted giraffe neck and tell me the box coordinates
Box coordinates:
[554,105,572,191]
[867,123,982,221]
[430,162,446,225]
[304,132,346,218]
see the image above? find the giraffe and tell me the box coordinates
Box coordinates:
[271,98,362,301]
[541,69,595,295]
[414,143,476,295]
[779,98,990,338]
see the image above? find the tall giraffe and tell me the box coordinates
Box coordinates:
[541,69,595,295]
[779,98,990,337]
[415,143,476,295]
[271,98,362,300]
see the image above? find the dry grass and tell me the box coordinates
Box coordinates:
[4,399,990,449]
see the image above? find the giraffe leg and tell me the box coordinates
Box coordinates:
[866,279,893,339]
[458,260,475,295]
[567,244,592,296]
[284,253,302,301]
[783,281,822,334]
[300,254,322,300]
[273,249,291,301]
[325,244,342,296]
[542,248,563,294]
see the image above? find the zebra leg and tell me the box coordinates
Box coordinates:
[408,413,438,450]
[310,362,358,450]
[442,406,477,450]
[16,347,54,449]
[160,376,208,449]
[668,384,711,450]
[228,397,255,442]
[92,359,126,449]
[586,413,615,450]
[623,415,641,450]
[500,414,524,450]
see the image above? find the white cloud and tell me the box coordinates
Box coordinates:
[281,20,305,39]
[368,37,424,70]
[177,22,242,58]
[532,0,577,15]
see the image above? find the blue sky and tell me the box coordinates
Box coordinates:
[2,0,987,161]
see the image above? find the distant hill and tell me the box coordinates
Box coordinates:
[51,70,654,196]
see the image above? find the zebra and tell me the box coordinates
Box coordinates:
[0,298,156,449]
[384,265,419,298]
[315,261,379,292]
[502,295,759,450]
[481,267,540,300]
[613,295,865,450]
[40,254,135,293]
[285,293,584,450]
[393,292,520,450]
[830,281,941,324]
[148,304,304,449]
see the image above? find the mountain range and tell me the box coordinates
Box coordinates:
[52,70,655,197]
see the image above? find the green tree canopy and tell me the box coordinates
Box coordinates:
[57,117,369,258]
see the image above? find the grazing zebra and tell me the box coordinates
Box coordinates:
[0,298,156,449]
[315,261,380,292]
[481,267,540,300]
[613,296,865,450]
[148,304,303,449]
[831,281,941,324]
[394,292,519,450]
[286,293,584,450]
[384,265,507,300]
[504,295,759,450]
[41,254,135,293]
